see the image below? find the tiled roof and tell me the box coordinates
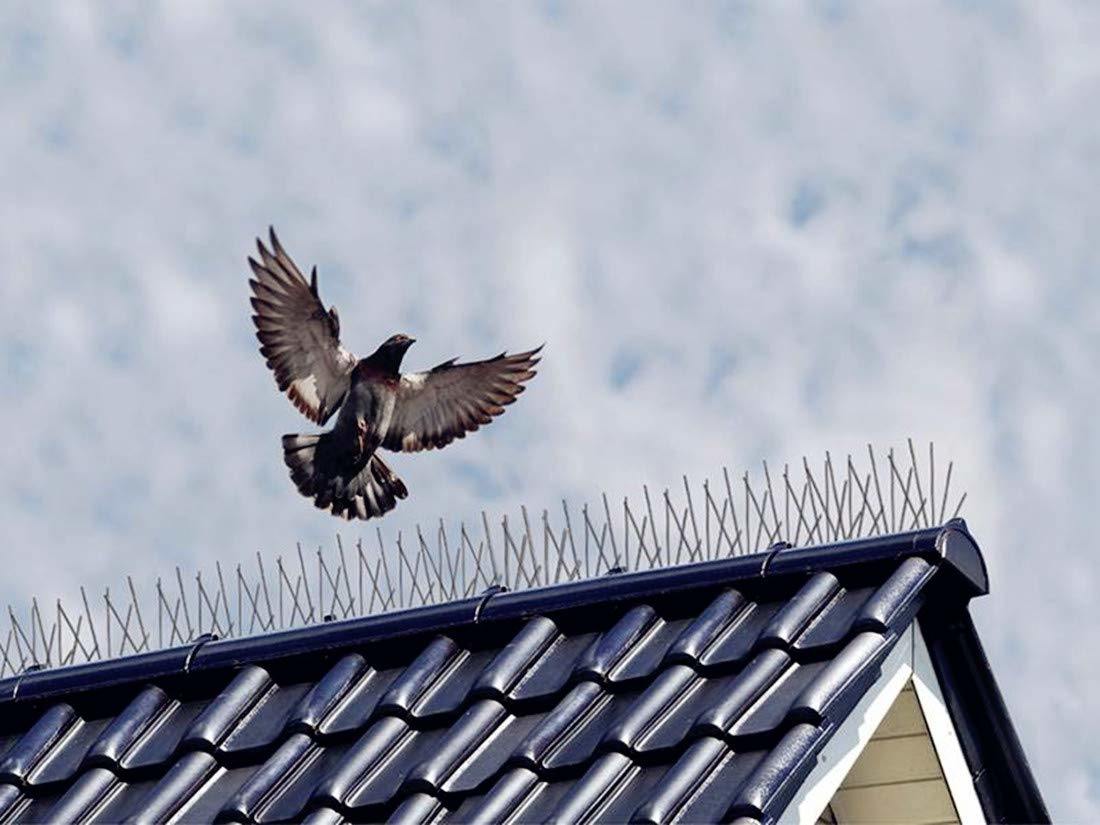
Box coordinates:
[0,525,994,823]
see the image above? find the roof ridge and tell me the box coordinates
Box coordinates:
[0,520,985,708]
[2,440,964,681]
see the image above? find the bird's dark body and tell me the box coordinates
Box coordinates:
[282,340,411,520]
[330,353,404,468]
[249,229,540,521]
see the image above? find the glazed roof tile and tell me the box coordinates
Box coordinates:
[0,523,1014,823]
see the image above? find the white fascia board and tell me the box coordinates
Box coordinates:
[779,625,915,825]
[912,624,986,825]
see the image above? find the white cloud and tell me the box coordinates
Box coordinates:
[0,1,1096,817]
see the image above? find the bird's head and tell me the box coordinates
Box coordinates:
[369,333,416,374]
[384,333,416,352]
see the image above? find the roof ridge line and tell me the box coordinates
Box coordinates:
[2,440,965,681]
[0,520,986,708]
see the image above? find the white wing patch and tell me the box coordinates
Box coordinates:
[290,375,319,411]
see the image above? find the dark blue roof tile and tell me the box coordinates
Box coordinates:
[182,666,274,754]
[221,732,343,824]
[387,791,448,824]
[470,616,561,703]
[451,767,541,824]
[0,526,991,824]
[129,750,222,824]
[101,695,208,774]
[789,631,896,725]
[757,572,841,650]
[603,664,699,754]
[0,782,25,820]
[695,649,792,738]
[84,686,175,772]
[316,717,448,812]
[854,556,936,633]
[377,636,491,721]
[313,715,411,809]
[574,605,661,684]
[287,653,396,740]
[47,765,121,823]
[732,660,828,739]
[509,681,632,772]
[631,736,766,825]
[0,703,76,785]
[404,699,521,795]
[0,702,108,787]
[729,723,830,821]
[791,585,875,651]
[548,751,669,824]
[504,631,596,702]
[290,654,368,732]
[679,597,784,671]
[662,589,748,668]
[301,805,346,825]
[220,681,313,755]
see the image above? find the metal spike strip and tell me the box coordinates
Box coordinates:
[1,440,964,678]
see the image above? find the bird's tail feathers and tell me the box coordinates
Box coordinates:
[282,433,408,520]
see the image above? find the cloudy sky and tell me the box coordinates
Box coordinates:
[2,1,1098,817]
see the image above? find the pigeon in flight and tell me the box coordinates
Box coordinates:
[248,228,541,520]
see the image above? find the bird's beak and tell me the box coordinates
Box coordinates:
[407,337,416,345]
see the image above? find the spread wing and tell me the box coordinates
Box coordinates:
[382,347,542,452]
[249,228,357,425]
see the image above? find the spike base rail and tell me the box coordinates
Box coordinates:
[1,441,963,678]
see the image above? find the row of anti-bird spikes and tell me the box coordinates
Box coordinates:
[1,440,965,678]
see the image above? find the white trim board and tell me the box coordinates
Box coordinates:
[778,624,985,825]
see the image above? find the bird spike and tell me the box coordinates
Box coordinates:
[1,440,964,678]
